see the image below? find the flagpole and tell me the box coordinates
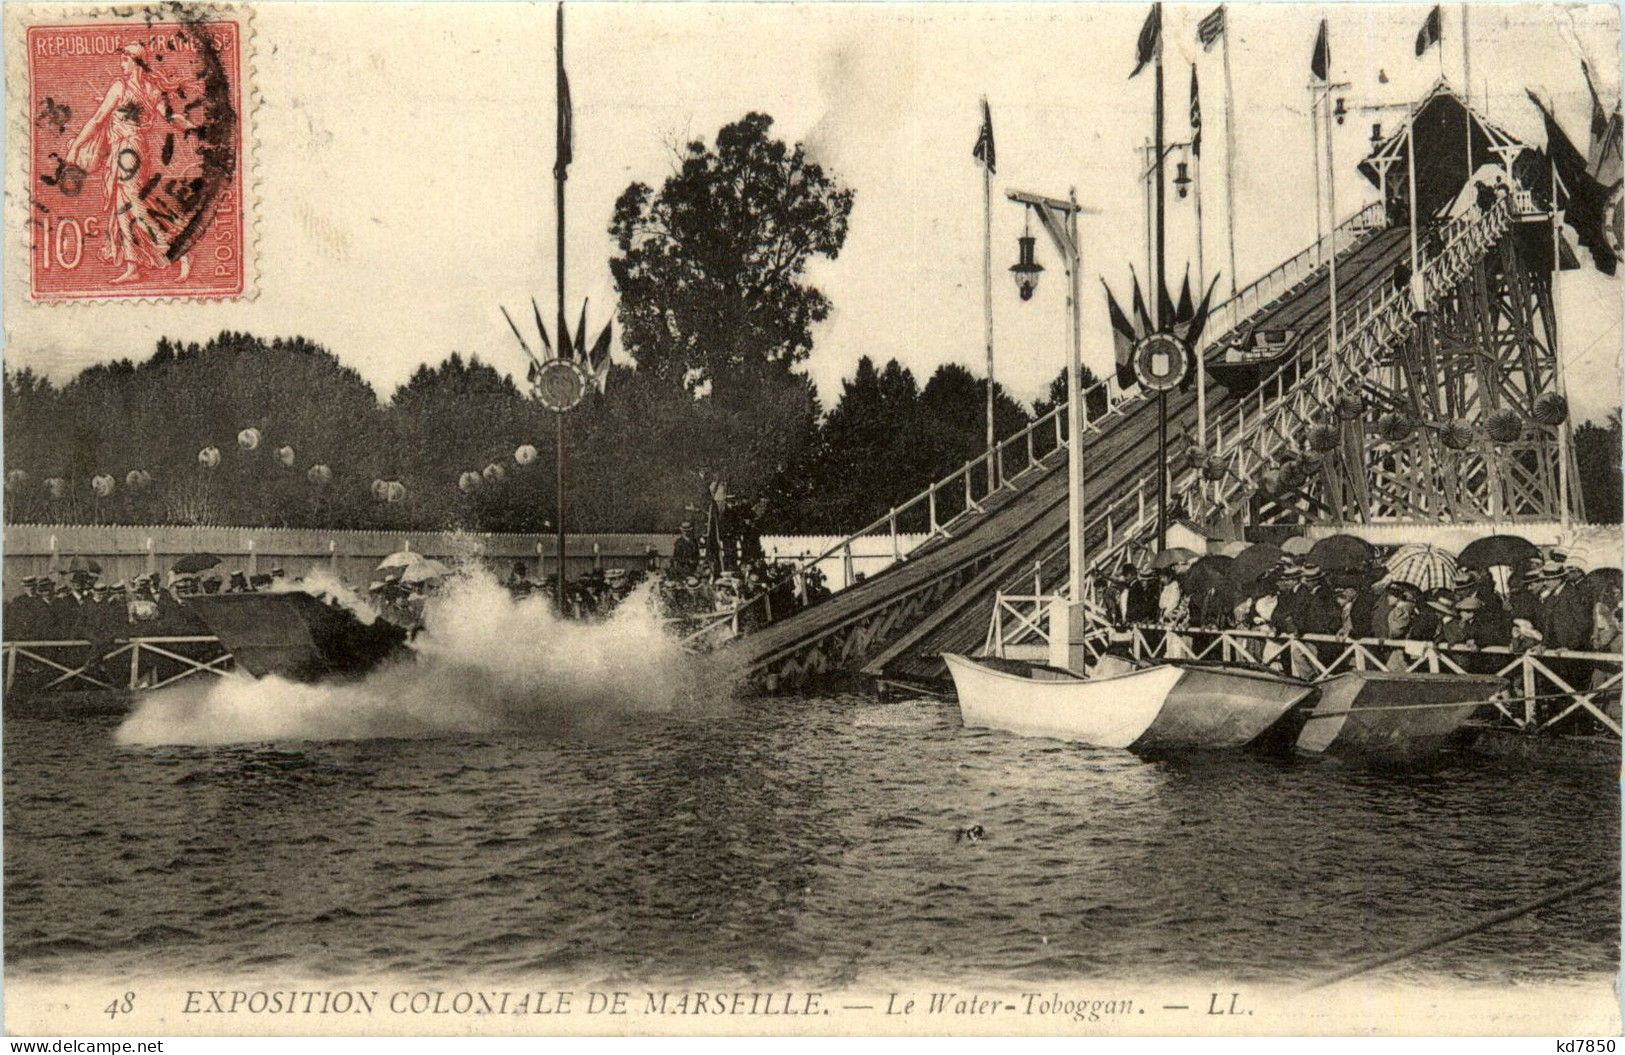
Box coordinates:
[1153,1,1168,552]
[1551,156,1572,528]
[1220,8,1239,300]
[554,2,569,611]
[982,121,996,492]
[1310,83,1324,248]
[1194,97,1208,452]
[1462,5,1473,180]
[1406,109,1423,309]
[1321,39,1339,367]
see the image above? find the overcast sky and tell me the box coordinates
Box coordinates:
[6,2,1621,421]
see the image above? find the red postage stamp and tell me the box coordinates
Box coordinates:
[26,14,246,301]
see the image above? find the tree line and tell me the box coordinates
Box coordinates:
[1,335,1062,535]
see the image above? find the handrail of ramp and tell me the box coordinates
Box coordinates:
[725,203,1397,634]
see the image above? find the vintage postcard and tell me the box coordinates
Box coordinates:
[2,0,1620,1040]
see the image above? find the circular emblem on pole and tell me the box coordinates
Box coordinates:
[533,359,588,412]
[1132,331,1190,392]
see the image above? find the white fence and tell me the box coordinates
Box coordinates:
[762,533,929,592]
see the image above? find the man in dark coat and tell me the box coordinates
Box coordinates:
[669,521,701,578]
[1441,593,1510,673]
[1124,564,1161,624]
[1539,562,1592,651]
[1272,563,1313,635]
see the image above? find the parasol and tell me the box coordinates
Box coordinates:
[1183,556,1240,625]
[1384,544,1458,592]
[398,558,452,585]
[1215,540,1250,558]
[171,553,221,574]
[1229,543,1283,585]
[66,555,103,575]
[377,551,424,571]
[1456,535,1539,572]
[1308,534,1374,572]
[1280,536,1316,556]
[1151,546,1199,570]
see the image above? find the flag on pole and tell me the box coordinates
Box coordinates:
[972,97,996,173]
[1130,3,1161,79]
[1190,65,1202,158]
[1583,60,1610,139]
[1415,6,1442,57]
[1103,281,1139,389]
[1310,19,1329,81]
[587,322,613,393]
[1528,89,1619,275]
[554,6,573,181]
[1129,268,1154,334]
[531,298,556,359]
[1196,5,1225,51]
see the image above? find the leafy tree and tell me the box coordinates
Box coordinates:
[607,113,844,518]
[1032,363,1108,421]
[609,112,854,394]
[1575,409,1623,524]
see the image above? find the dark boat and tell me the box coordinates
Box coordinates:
[185,592,412,683]
[1295,670,1506,765]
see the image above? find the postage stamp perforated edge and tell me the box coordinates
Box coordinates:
[5,1,260,306]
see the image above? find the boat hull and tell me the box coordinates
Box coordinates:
[1296,670,1505,764]
[1135,662,1316,754]
[944,654,1312,753]
[185,592,411,683]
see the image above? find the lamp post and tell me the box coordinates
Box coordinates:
[1006,187,1101,672]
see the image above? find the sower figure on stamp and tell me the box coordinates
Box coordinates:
[62,44,197,285]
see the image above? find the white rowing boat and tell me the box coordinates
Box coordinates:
[943,653,1314,753]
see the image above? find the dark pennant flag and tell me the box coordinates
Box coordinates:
[972,97,996,173]
[1310,19,1328,81]
[1130,3,1161,79]
[1196,5,1225,51]
[1190,65,1202,158]
[1415,6,1442,57]
[554,7,573,181]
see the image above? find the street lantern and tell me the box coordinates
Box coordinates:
[1333,97,1348,125]
[1370,121,1383,150]
[1009,231,1044,301]
[1173,161,1192,199]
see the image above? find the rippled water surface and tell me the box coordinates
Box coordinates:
[5,697,1618,985]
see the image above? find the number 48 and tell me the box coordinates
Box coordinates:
[105,991,135,1019]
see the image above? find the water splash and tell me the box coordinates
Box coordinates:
[117,571,725,747]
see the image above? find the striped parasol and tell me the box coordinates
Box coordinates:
[1384,543,1459,592]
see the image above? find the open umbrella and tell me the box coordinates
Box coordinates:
[1150,546,1199,570]
[1308,534,1374,572]
[171,553,221,575]
[1583,567,1623,606]
[1229,543,1283,585]
[1384,544,1458,592]
[399,558,452,585]
[377,551,424,571]
[1280,536,1316,557]
[1457,535,1539,572]
[66,555,103,575]
[1215,540,1250,558]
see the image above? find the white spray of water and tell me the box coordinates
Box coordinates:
[117,570,727,747]
[267,565,381,624]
